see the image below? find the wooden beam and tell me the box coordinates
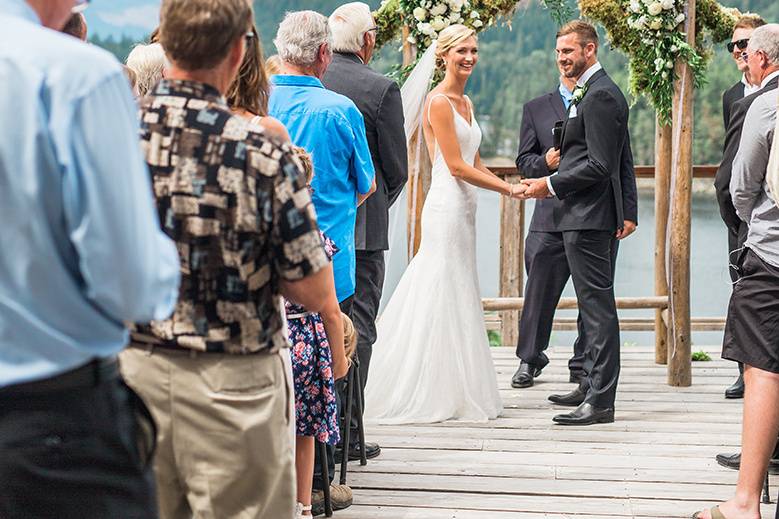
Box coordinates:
[488,165,717,178]
[482,296,669,311]
[667,0,696,387]
[550,317,725,332]
[654,120,672,365]
[498,174,524,346]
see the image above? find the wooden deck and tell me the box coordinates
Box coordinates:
[339,344,778,518]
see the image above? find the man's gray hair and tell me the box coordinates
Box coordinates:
[748,23,779,65]
[274,10,333,67]
[329,2,374,54]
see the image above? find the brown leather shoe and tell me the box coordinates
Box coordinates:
[311,484,353,516]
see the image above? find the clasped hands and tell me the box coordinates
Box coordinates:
[507,177,552,200]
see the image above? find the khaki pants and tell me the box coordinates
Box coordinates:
[120,346,295,519]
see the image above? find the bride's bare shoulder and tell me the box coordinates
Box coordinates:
[425,90,452,113]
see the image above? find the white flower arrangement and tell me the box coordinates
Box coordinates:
[398,0,493,51]
[623,0,706,123]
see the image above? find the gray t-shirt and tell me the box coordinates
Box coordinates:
[731,89,779,268]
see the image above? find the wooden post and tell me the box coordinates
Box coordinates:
[667,1,695,387]
[499,175,524,346]
[402,28,432,258]
[654,120,671,365]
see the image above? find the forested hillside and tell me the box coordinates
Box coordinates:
[92,0,779,163]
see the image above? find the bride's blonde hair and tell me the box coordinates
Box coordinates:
[435,24,476,70]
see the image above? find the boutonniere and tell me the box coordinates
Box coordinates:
[571,84,588,106]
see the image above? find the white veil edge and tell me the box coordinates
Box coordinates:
[381,42,438,310]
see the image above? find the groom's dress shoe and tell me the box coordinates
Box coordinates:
[548,387,586,407]
[724,374,744,399]
[553,403,614,426]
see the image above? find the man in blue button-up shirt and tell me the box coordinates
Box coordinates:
[269,11,376,309]
[0,1,180,517]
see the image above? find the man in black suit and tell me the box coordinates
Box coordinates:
[718,14,766,400]
[521,20,631,426]
[713,23,779,475]
[511,68,637,389]
[722,16,766,130]
[322,2,408,460]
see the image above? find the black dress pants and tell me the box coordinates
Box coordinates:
[516,230,619,378]
[348,249,385,442]
[0,360,157,519]
[563,230,621,408]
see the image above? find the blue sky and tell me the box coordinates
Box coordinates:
[84,0,160,39]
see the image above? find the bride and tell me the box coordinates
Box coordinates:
[363,24,521,424]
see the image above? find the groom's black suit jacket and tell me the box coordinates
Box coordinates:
[516,87,637,232]
[550,69,630,232]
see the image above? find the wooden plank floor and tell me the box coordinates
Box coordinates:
[338,344,778,518]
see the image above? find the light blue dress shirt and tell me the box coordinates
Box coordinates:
[0,1,180,387]
[559,82,573,110]
[269,75,375,302]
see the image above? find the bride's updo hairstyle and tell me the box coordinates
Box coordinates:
[434,24,476,70]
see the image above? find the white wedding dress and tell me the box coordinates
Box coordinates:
[363,94,503,424]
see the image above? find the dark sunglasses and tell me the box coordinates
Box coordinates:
[727,39,749,53]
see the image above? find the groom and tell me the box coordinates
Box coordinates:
[521,20,630,426]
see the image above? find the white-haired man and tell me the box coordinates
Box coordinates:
[718,14,766,402]
[713,21,779,478]
[322,1,408,469]
[694,23,779,519]
[269,9,377,514]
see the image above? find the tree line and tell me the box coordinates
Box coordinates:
[92,0,779,164]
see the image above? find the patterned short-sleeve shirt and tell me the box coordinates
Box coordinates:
[131,79,329,354]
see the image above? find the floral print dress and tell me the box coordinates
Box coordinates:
[285,233,340,445]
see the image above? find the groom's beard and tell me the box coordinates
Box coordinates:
[559,56,587,80]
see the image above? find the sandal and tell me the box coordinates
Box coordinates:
[691,505,727,519]
[294,502,313,519]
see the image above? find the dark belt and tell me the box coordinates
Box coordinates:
[0,357,119,397]
[129,340,272,356]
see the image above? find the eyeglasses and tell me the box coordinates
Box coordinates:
[727,38,749,53]
[71,0,89,14]
[740,48,764,62]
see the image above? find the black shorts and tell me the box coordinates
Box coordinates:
[722,247,779,374]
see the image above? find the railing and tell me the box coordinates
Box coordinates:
[484,165,724,348]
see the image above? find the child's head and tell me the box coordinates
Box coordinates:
[342,312,357,360]
[291,146,314,185]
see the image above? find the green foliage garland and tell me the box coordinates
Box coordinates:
[580,0,739,123]
[376,0,741,123]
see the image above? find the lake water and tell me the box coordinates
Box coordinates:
[382,180,732,350]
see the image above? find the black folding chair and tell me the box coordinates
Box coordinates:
[316,440,333,517]
[339,360,368,484]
